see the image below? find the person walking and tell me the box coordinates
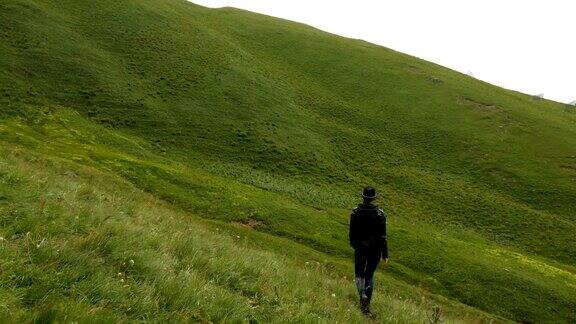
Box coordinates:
[349,186,389,315]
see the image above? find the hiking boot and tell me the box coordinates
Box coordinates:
[360,294,370,314]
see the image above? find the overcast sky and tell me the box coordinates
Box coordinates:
[191,0,575,104]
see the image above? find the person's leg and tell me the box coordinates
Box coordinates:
[354,249,367,297]
[363,249,381,304]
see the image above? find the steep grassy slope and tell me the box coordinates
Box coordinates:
[1,146,501,323]
[1,0,575,322]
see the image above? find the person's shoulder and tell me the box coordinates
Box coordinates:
[351,203,365,215]
[378,208,386,217]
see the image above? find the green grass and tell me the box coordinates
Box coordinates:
[1,0,575,322]
[0,146,500,323]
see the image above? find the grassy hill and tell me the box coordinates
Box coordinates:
[1,0,575,322]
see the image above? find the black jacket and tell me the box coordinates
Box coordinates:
[349,203,388,258]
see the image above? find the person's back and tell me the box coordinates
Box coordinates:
[349,187,389,315]
[350,202,386,250]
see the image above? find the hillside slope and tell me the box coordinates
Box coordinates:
[1,145,502,323]
[1,0,575,322]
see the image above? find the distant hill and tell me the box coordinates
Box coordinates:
[1,0,575,322]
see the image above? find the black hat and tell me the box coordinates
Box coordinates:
[361,186,377,199]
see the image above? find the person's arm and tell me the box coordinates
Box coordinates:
[381,235,389,260]
[349,209,359,249]
[379,209,389,260]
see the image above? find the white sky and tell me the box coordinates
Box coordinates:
[191,0,575,104]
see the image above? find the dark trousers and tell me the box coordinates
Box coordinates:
[354,248,381,302]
